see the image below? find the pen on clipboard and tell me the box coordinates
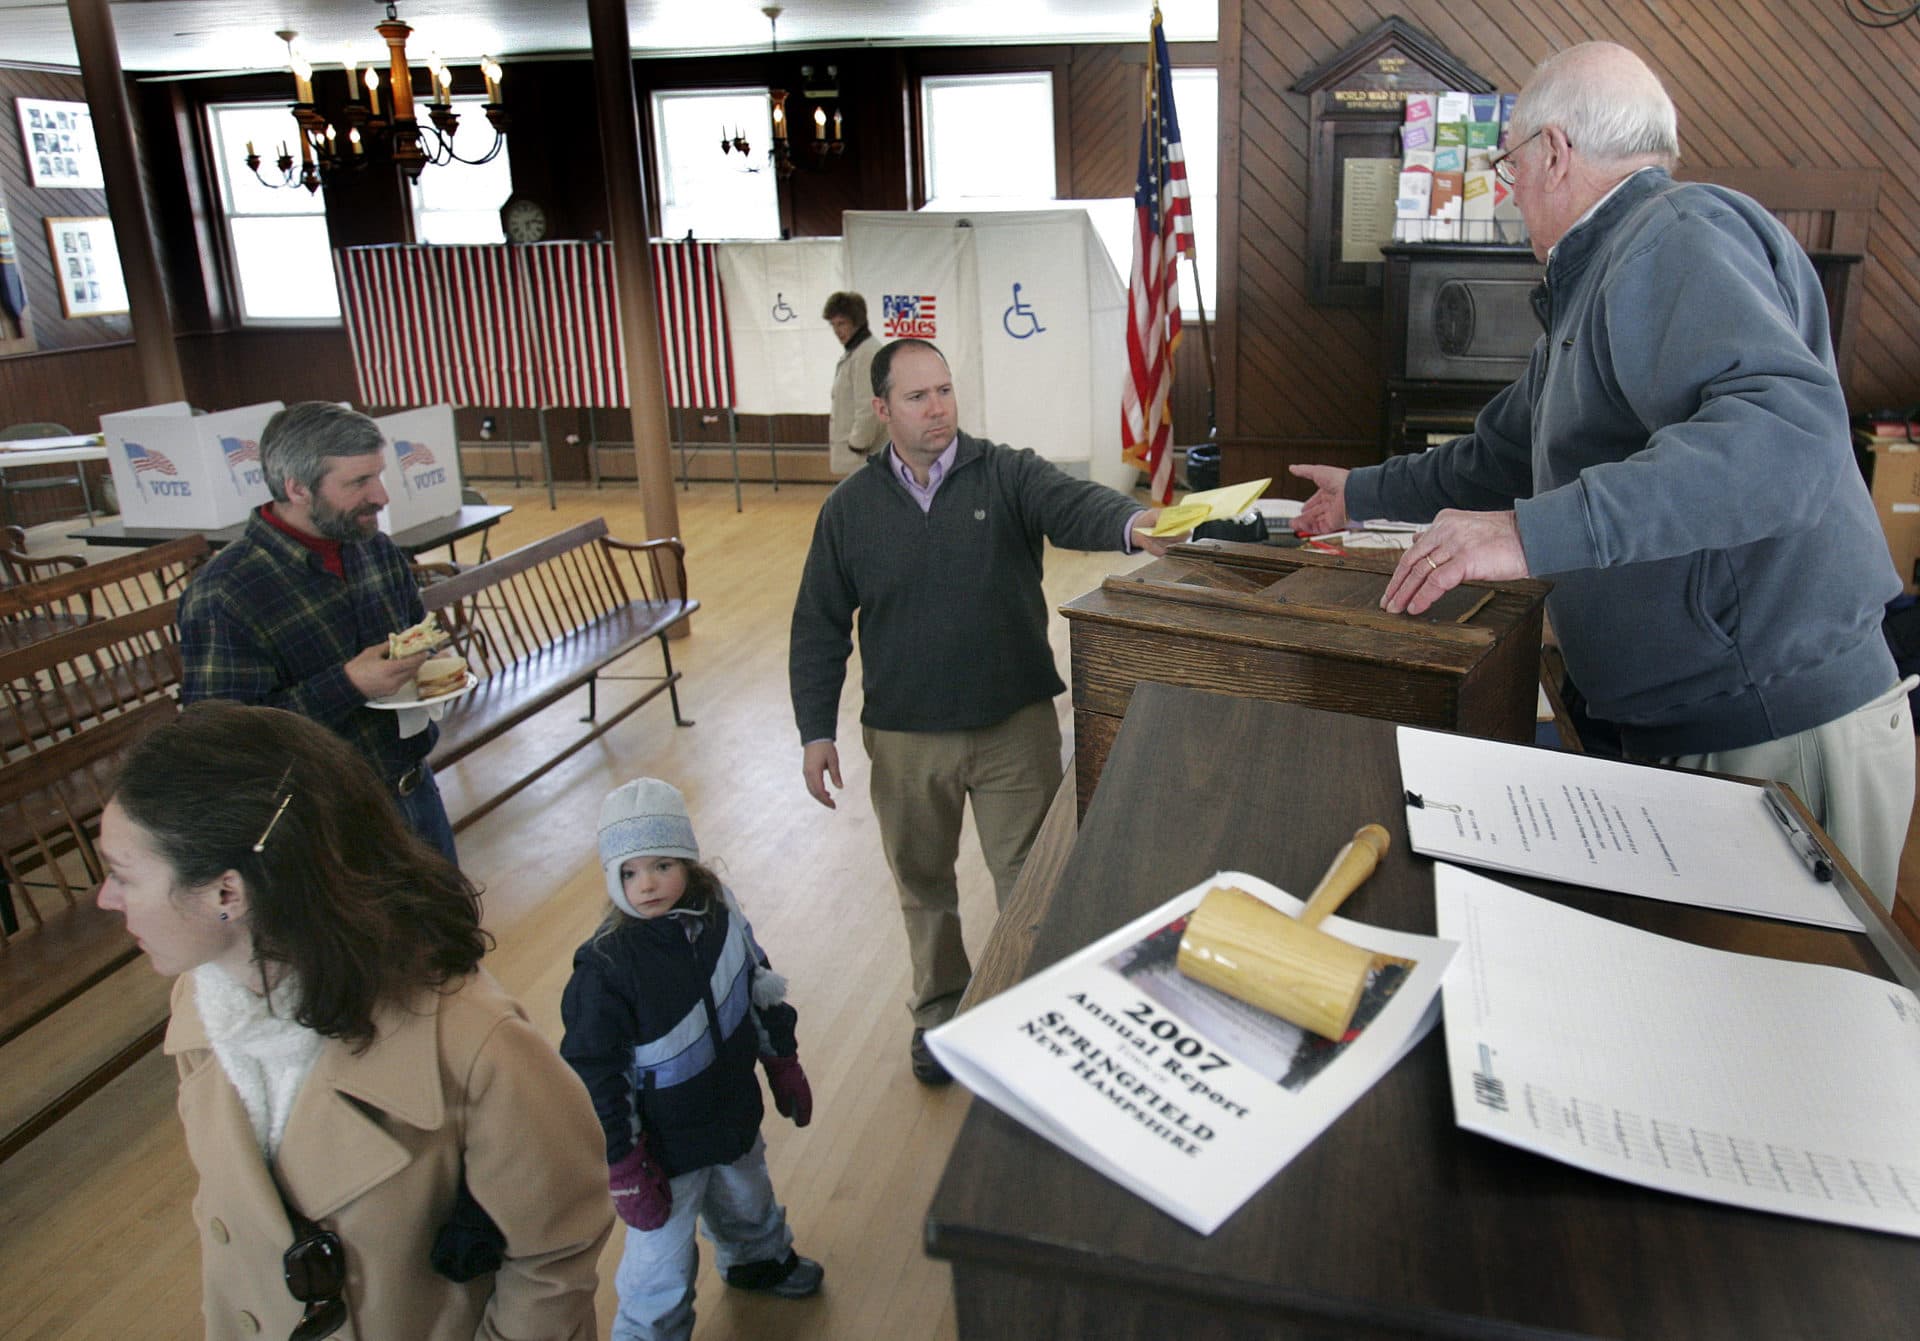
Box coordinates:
[1761,781,1833,883]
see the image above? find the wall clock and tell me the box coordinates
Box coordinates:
[501,195,548,243]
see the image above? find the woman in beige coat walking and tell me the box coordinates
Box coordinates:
[97,701,611,1340]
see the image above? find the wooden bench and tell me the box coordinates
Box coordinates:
[421,517,696,830]
[0,532,207,657]
[0,696,179,1162]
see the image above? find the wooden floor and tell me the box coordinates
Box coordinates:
[3,480,1917,1340]
[0,479,1149,1341]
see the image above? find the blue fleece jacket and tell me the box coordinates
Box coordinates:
[1346,169,1897,755]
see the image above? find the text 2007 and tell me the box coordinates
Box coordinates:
[1123,1000,1229,1070]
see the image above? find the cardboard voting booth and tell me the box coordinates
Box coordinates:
[717,238,847,415]
[99,401,280,530]
[373,405,463,535]
[843,208,1131,490]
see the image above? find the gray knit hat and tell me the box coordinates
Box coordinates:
[597,778,699,917]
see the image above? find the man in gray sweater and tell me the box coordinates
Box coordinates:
[790,339,1176,1080]
[1293,42,1911,905]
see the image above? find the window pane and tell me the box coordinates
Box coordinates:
[922,74,1055,201]
[229,216,340,320]
[414,97,512,243]
[652,89,780,240]
[208,104,325,217]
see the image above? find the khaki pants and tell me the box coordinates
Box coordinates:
[864,701,1063,1027]
[1662,677,1916,909]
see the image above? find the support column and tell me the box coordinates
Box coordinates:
[67,0,184,405]
[586,0,682,554]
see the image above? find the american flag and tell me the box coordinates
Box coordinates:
[397,439,437,469]
[1120,7,1193,506]
[125,442,176,475]
[220,436,259,465]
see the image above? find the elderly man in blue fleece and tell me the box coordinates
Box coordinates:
[1292,41,1912,906]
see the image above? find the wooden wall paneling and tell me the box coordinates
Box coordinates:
[0,66,131,354]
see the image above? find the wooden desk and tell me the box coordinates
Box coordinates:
[926,683,1920,1340]
[67,503,511,562]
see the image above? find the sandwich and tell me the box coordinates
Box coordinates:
[415,655,468,700]
[387,613,449,659]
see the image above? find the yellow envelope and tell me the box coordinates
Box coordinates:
[1147,478,1272,536]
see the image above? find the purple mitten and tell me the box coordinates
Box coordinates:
[608,1137,672,1230]
[761,1055,813,1128]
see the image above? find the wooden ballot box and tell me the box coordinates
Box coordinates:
[1061,540,1548,813]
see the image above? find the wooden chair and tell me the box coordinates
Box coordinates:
[0,525,87,588]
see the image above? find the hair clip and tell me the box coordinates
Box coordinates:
[253,764,295,853]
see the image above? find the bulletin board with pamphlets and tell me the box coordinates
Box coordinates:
[1289,18,1491,306]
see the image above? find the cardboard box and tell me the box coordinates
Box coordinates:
[373,405,464,535]
[1865,440,1920,593]
[99,401,279,530]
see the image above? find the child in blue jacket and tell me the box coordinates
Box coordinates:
[560,778,821,1341]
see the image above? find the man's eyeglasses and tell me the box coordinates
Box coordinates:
[1488,128,1567,187]
[283,1211,348,1341]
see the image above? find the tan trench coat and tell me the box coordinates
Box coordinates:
[166,967,612,1341]
[828,333,886,476]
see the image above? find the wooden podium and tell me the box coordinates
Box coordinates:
[925,684,1920,1339]
[1061,540,1548,814]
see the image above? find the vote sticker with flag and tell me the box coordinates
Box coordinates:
[125,442,177,475]
[397,439,437,470]
[219,435,262,493]
[882,294,938,339]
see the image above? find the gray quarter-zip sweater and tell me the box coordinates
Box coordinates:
[789,431,1142,742]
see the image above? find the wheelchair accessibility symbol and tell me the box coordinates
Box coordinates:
[772,292,796,323]
[1002,282,1046,339]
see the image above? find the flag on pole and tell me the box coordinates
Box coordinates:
[1121,5,1194,505]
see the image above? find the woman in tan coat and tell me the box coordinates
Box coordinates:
[97,701,611,1340]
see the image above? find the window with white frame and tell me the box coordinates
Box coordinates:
[206,102,340,322]
[1171,67,1219,318]
[651,88,781,240]
[921,73,1057,202]
[412,97,514,244]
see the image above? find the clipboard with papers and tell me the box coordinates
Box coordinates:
[1395,725,1865,931]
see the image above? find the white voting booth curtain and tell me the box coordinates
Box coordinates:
[843,209,1131,490]
[715,239,846,416]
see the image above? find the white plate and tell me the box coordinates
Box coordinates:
[363,671,479,711]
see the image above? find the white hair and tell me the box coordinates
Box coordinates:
[1510,42,1678,167]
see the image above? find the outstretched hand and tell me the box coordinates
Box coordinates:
[1287,464,1350,536]
[1381,509,1529,615]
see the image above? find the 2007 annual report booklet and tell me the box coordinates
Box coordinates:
[926,870,1455,1234]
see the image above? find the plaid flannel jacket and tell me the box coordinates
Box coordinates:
[178,508,433,783]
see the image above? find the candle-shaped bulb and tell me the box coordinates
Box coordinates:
[342,55,356,88]
[349,127,363,155]
[482,58,502,103]
[246,139,257,157]
[813,105,826,137]
[291,54,313,104]
[364,66,381,115]
[833,108,842,140]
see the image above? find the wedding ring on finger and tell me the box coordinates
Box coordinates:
[1425,555,1442,573]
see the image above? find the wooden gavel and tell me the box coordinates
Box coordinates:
[1176,824,1392,1041]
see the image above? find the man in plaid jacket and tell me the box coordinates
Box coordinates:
[178,401,459,862]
